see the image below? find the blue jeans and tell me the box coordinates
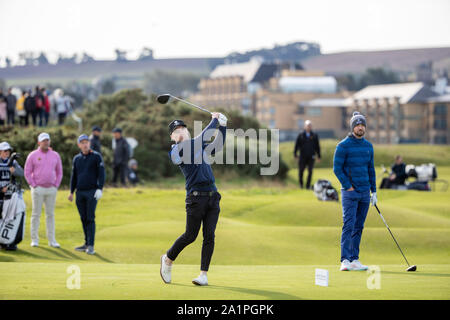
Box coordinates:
[75,190,98,246]
[340,189,370,262]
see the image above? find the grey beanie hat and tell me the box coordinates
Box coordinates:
[350,111,366,130]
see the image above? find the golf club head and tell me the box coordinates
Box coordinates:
[157,94,171,104]
[406,265,417,272]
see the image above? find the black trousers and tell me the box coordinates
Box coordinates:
[7,110,15,125]
[112,164,127,185]
[167,192,221,271]
[58,112,66,125]
[299,156,315,189]
[75,189,97,246]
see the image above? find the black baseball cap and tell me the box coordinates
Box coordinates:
[112,127,122,133]
[168,120,187,135]
[92,125,102,132]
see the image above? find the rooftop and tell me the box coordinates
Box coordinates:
[352,82,437,104]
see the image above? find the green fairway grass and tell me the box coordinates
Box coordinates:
[1,166,449,299]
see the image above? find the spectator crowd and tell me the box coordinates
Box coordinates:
[0,86,73,127]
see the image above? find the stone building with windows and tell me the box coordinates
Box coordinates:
[189,59,449,144]
[350,82,450,144]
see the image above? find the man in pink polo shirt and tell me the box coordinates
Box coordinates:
[24,132,63,248]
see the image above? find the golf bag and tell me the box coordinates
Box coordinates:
[406,163,437,182]
[405,163,437,191]
[313,179,339,202]
[0,185,26,246]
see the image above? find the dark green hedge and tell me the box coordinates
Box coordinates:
[1,89,288,186]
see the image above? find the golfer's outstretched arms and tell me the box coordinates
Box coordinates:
[194,118,219,143]
[206,125,226,155]
[333,144,351,190]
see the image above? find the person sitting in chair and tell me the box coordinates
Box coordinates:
[380,155,407,189]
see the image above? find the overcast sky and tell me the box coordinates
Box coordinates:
[1,0,449,63]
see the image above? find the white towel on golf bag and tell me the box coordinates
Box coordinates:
[2,192,26,223]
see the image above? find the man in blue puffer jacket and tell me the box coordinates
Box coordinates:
[333,111,377,271]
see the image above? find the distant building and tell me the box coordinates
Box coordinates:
[190,59,450,144]
[350,82,450,144]
[189,58,302,115]
[254,69,350,141]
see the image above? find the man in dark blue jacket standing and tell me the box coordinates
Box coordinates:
[333,112,377,271]
[160,112,227,286]
[68,134,105,255]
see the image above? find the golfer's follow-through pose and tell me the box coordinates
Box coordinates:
[333,112,377,271]
[160,112,227,286]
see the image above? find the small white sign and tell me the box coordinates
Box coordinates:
[315,268,329,287]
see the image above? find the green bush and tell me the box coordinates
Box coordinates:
[80,89,288,182]
[1,88,288,187]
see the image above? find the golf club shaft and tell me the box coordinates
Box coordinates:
[374,204,411,266]
[171,96,212,114]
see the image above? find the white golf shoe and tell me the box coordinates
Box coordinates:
[160,254,172,284]
[49,241,60,248]
[340,259,352,271]
[192,274,208,286]
[30,241,39,247]
[350,260,369,271]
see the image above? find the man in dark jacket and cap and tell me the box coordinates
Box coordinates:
[112,128,130,186]
[90,126,102,154]
[294,120,321,189]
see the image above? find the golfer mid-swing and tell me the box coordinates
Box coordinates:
[160,112,227,286]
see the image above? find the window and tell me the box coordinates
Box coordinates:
[270,107,276,115]
[297,119,304,129]
[297,106,305,114]
[434,135,447,144]
[306,108,322,116]
[434,104,447,116]
[434,119,447,130]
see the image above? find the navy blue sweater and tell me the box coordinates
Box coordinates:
[70,150,105,193]
[169,118,226,195]
[333,134,376,193]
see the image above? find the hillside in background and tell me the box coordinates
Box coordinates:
[2,44,450,87]
[302,47,450,75]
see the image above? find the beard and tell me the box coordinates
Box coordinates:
[354,128,365,137]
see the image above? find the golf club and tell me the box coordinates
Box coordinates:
[374,204,417,272]
[157,94,212,114]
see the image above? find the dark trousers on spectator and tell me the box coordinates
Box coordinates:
[298,156,315,189]
[75,189,97,246]
[112,164,127,185]
[43,112,49,126]
[29,110,38,126]
[7,110,15,125]
[58,113,66,125]
[19,115,27,126]
[38,108,45,127]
